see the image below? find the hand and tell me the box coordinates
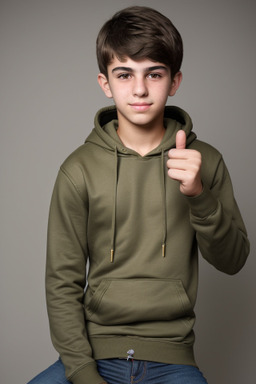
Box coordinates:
[167,130,203,196]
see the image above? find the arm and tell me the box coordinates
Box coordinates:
[46,167,105,384]
[167,130,250,274]
[186,157,249,274]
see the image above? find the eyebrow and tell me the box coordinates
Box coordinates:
[111,65,168,73]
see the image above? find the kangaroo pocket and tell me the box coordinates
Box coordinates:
[85,278,193,325]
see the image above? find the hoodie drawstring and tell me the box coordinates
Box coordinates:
[161,149,167,258]
[110,147,118,262]
[110,148,167,262]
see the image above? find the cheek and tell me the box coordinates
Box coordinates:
[153,80,171,94]
[156,85,172,102]
[111,88,129,104]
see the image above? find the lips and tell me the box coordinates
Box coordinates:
[129,103,152,111]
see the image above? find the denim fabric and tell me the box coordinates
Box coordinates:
[97,359,208,384]
[27,358,208,384]
[27,359,71,384]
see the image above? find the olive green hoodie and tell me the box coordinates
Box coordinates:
[46,105,249,384]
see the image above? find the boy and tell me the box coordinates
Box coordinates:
[28,6,249,384]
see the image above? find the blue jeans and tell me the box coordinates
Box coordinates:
[28,358,208,384]
[27,359,71,384]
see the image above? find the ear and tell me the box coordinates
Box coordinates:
[97,73,113,98]
[168,71,183,97]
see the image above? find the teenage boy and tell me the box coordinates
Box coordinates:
[28,6,250,384]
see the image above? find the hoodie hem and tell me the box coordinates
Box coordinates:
[90,336,197,367]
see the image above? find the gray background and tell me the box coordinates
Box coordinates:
[1,0,255,383]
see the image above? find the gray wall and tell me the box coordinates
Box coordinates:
[1,0,255,383]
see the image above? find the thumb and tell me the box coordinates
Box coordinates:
[176,130,186,149]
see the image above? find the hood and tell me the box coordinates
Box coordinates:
[85,105,197,262]
[85,105,196,154]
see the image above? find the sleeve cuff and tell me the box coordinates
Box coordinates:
[185,185,218,219]
[71,362,105,384]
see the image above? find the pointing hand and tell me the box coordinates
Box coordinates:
[167,130,203,196]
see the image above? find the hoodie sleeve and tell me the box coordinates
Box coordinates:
[46,167,104,384]
[185,153,250,275]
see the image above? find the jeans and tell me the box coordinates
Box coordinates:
[28,358,208,384]
[27,359,71,384]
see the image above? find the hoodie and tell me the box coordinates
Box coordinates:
[46,105,249,384]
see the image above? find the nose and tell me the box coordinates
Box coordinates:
[132,76,148,97]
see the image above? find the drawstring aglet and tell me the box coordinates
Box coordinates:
[162,243,166,258]
[110,249,114,263]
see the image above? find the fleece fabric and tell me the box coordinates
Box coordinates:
[46,105,249,384]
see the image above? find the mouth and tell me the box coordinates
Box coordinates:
[129,103,152,111]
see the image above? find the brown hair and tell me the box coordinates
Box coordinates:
[96,6,183,78]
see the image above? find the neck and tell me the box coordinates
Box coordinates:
[117,121,165,157]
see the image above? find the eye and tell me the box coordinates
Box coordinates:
[148,73,162,79]
[117,73,132,80]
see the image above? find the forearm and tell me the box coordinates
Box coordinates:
[186,185,249,274]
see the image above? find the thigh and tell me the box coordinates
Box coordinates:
[27,359,71,384]
[146,362,208,384]
[97,359,132,384]
[97,360,208,384]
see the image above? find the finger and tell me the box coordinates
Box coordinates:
[176,130,186,149]
[167,168,185,182]
[166,159,187,170]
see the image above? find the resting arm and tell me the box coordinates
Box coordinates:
[46,168,104,384]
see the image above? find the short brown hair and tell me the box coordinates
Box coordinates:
[96,6,183,78]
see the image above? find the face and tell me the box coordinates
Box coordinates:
[98,56,182,131]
